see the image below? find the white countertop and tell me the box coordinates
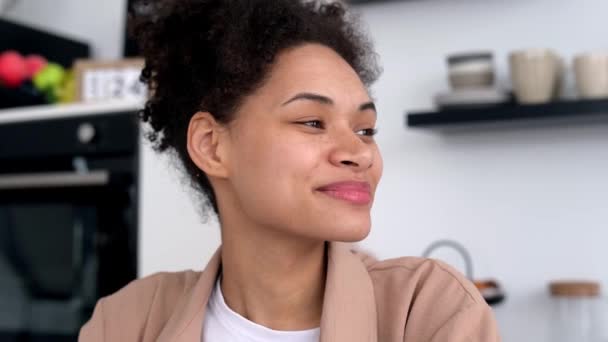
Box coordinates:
[0,100,144,124]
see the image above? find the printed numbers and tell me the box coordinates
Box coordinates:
[82,68,146,101]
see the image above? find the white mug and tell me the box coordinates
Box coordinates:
[574,52,608,99]
[509,49,561,104]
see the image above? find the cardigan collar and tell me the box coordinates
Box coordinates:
[157,241,378,342]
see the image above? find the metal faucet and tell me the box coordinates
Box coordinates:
[421,239,474,280]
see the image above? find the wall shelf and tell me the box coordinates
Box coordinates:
[406,98,608,130]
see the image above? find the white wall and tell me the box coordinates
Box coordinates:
[3,0,126,59]
[139,145,221,275]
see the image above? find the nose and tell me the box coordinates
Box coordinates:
[328,129,374,171]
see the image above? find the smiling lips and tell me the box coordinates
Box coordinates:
[316,181,372,205]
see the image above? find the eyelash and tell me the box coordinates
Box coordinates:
[298,120,378,137]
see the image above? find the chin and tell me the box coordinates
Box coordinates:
[326,221,371,243]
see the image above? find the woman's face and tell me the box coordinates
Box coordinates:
[220,43,383,242]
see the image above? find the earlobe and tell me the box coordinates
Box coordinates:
[186,112,229,179]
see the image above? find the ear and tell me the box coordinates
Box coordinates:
[186,111,230,179]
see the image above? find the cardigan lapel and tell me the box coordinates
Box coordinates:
[320,242,378,342]
[156,248,221,342]
[157,241,378,342]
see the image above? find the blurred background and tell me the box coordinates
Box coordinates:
[1,0,607,341]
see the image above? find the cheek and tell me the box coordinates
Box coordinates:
[231,127,321,197]
[373,148,384,185]
[228,128,328,232]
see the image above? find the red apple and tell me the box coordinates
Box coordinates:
[24,54,48,77]
[0,50,28,88]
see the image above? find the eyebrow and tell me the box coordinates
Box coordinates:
[281,92,376,114]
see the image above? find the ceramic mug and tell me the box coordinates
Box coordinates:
[574,52,608,99]
[447,52,495,90]
[509,49,561,104]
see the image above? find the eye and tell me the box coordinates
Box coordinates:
[356,128,378,137]
[298,120,324,129]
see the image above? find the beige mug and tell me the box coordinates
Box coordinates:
[574,52,608,99]
[509,49,561,104]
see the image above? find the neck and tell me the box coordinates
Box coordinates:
[219,221,327,331]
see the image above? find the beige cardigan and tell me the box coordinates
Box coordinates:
[79,242,500,341]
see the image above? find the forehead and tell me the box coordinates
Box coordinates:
[260,43,370,104]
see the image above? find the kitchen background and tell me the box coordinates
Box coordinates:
[2,0,608,341]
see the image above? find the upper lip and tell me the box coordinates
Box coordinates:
[316,181,371,193]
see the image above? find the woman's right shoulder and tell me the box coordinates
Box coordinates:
[105,270,202,307]
[79,270,202,341]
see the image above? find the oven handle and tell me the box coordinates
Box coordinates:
[0,170,111,189]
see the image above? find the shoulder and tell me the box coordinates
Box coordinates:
[354,252,499,341]
[365,255,485,306]
[102,270,201,308]
[79,270,201,341]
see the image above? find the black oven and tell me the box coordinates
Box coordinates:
[0,109,139,341]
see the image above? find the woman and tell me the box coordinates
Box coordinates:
[80,0,500,341]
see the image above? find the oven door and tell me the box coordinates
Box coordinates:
[0,169,136,342]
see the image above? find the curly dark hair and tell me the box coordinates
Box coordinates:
[130,0,381,216]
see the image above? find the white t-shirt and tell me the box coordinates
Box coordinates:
[202,279,321,342]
